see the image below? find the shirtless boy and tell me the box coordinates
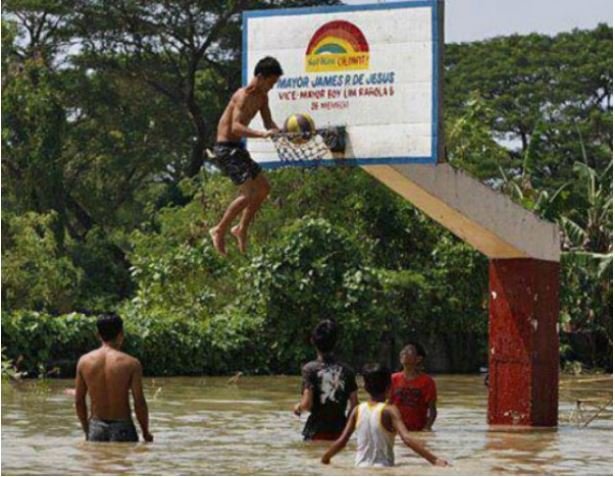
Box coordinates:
[75,313,153,442]
[209,56,283,255]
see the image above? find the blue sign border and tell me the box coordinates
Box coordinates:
[242,0,442,169]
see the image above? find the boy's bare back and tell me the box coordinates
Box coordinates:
[76,348,140,420]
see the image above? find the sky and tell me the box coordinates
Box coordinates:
[346,0,613,43]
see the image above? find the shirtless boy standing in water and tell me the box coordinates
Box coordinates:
[209,56,283,255]
[75,313,153,442]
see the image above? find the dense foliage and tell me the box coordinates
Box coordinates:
[1,1,612,376]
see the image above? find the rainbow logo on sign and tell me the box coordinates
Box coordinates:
[305,20,370,72]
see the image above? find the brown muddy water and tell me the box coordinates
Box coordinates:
[1,375,612,475]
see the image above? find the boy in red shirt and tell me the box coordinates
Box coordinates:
[389,342,437,431]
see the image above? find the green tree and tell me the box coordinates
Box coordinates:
[2,56,68,239]
[445,25,612,193]
[445,91,512,180]
[2,0,78,65]
[1,211,83,313]
[239,217,389,371]
[559,159,612,368]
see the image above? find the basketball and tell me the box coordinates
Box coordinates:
[283,113,316,144]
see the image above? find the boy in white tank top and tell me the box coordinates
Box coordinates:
[321,364,448,468]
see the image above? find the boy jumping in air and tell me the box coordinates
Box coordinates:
[209,56,283,255]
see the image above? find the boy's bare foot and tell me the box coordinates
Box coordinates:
[209,227,227,256]
[231,225,248,254]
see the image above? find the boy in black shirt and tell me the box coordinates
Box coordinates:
[294,320,358,440]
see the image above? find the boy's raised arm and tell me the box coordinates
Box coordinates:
[321,406,358,464]
[388,405,448,466]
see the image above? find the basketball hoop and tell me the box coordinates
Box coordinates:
[271,126,346,163]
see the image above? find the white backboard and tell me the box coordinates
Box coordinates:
[243,0,444,168]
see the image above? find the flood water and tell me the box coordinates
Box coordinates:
[1,374,612,475]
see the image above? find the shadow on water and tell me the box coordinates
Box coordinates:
[1,375,612,475]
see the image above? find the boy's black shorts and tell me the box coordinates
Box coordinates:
[211,142,262,185]
[87,419,138,442]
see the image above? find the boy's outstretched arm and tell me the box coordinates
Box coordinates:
[388,405,448,466]
[232,95,272,138]
[321,406,358,464]
[260,97,279,131]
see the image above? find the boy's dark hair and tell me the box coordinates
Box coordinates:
[97,313,123,342]
[254,56,283,77]
[401,341,426,359]
[311,319,338,353]
[362,363,392,396]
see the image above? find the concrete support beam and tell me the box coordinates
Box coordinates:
[362,163,560,261]
[488,259,560,426]
[362,163,561,427]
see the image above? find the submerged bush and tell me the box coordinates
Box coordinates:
[1,309,264,377]
[2,311,96,376]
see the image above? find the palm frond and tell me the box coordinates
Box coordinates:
[560,216,587,246]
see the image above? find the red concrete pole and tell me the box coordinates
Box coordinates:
[488,258,560,426]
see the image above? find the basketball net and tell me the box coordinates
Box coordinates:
[271,126,345,163]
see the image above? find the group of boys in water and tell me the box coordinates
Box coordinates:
[75,315,448,468]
